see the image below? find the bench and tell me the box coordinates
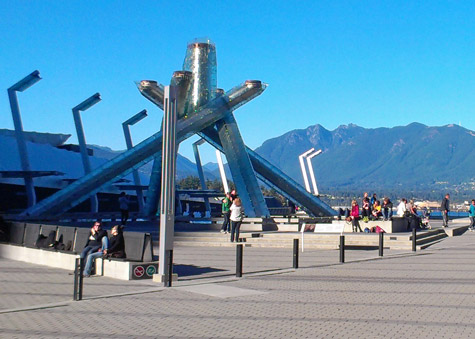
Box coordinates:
[0,221,157,280]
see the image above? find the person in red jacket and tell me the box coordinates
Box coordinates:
[351,199,363,232]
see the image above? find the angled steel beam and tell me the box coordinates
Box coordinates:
[122,109,148,212]
[72,93,101,212]
[192,139,211,214]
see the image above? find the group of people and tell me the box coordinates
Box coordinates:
[220,190,245,242]
[80,221,126,277]
[347,193,394,232]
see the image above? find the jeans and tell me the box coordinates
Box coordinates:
[230,220,242,242]
[84,251,104,275]
[221,212,231,232]
[80,245,100,259]
[442,211,449,227]
[81,237,109,276]
[382,208,393,220]
[120,209,129,225]
[469,216,475,229]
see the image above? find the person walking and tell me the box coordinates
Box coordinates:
[350,199,363,232]
[118,192,130,225]
[220,192,232,234]
[230,197,244,242]
[469,199,475,231]
[441,193,450,228]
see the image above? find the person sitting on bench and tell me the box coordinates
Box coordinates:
[83,235,108,277]
[80,221,107,260]
[104,225,126,259]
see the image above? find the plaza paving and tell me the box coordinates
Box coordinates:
[1,221,475,338]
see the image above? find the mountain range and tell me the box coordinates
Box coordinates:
[254,123,475,199]
[2,123,474,200]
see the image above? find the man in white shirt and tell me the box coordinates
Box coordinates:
[397,198,407,217]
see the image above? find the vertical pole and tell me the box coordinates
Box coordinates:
[8,89,36,207]
[236,244,243,277]
[293,238,299,269]
[167,250,173,287]
[379,232,384,257]
[412,228,417,252]
[73,258,79,300]
[339,235,345,263]
[78,259,84,300]
[157,86,177,286]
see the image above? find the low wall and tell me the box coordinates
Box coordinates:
[0,243,157,281]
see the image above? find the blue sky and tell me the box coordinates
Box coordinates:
[1,1,474,164]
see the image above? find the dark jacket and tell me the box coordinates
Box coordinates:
[107,233,126,258]
[85,229,107,248]
[441,197,450,212]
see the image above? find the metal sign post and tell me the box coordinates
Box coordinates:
[155,86,177,286]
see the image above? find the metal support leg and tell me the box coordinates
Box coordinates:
[379,232,384,257]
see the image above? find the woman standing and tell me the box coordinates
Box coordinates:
[230,197,244,242]
[351,199,363,232]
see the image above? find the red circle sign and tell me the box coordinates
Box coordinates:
[134,266,145,277]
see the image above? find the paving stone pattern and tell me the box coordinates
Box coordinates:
[1,223,475,338]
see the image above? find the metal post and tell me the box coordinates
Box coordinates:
[412,228,417,252]
[299,148,315,193]
[236,244,243,277]
[379,232,384,257]
[73,258,80,300]
[8,70,42,208]
[157,86,177,286]
[78,258,84,300]
[293,238,299,269]
[72,93,101,213]
[166,249,173,287]
[339,235,345,263]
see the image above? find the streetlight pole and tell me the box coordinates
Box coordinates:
[8,70,42,208]
[72,93,101,213]
[306,149,322,196]
[298,148,315,193]
[122,109,148,213]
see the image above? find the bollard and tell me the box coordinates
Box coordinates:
[78,258,84,300]
[236,244,243,277]
[379,232,384,257]
[412,228,417,252]
[339,235,345,263]
[73,258,80,300]
[167,250,173,287]
[293,239,299,269]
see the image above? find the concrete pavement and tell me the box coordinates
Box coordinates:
[1,223,475,338]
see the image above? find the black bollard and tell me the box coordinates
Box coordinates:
[339,235,345,263]
[412,228,417,252]
[167,250,173,287]
[379,232,384,257]
[236,244,243,277]
[293,239,299,269]
[78,258,84,300]
[73,258,80,300]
